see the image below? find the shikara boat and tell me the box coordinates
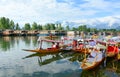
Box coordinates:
[23,38,64,53]
[22,48,61,54]
[80,57,105,70]
[106,42,119,58]
[80,47,106,70]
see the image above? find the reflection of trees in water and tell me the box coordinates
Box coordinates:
[0,37,11,51]
[10,36,15,48]
[0,40,11,51]
[31,36,38,47]
[21,36,31,46]
[21,36,38,47]
[0,36,38,51]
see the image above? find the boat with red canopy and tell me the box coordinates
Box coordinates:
[22,38,64,54]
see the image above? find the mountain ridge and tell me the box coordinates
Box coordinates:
[60,16,120,29]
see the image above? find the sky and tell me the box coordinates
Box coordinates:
[0,0,120,27]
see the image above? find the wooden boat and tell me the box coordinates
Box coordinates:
[22,48,61,54]
[106,42,119,58]
[80,48,105,70]
[81,57,105,70]
[23,38,65,53]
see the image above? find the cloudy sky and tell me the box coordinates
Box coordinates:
[0,0,120,26]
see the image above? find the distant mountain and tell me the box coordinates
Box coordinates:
[60,16,120,29]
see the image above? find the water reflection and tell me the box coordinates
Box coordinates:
[0,36,38,51]
[22,51,81,66]
[0,36,11,51]
[0,36,120,77]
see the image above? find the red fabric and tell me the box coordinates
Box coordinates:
[72,40,77,47]
[79,44,84,48]
[107,46,118,53]
[47,48,57,50]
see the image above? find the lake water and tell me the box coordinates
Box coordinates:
[0,36,120,77]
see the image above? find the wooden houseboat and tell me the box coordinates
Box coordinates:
[3,30,14,36]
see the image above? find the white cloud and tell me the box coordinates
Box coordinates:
[0,0,120,27]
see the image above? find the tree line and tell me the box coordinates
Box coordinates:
[0,17,119,33]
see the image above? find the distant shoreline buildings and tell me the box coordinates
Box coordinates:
[0,29,119,36]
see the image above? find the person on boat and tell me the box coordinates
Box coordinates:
[77,40,84,50]
[52,42,57,48]
[76,39,83,49]
[77,43,84,50]
[72,39,77,49]
[56,42,60,49]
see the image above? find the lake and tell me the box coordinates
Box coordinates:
[0,36,120,77]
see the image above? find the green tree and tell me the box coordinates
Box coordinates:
[50,23,56,30]
[15,23,20,30]
[10,20,15,29]
[24,23,31,30]
[31,22,38,30]
[38,24,43,30]
[66,25,70,31]
[72,27,77,31]
[0,17,7,29]
[57,23,63,30]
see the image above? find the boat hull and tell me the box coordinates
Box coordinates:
[81,58,105,70]
[73,48,90,54]
[22,48,61,54]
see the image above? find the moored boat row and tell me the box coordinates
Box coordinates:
[22,35,120,71]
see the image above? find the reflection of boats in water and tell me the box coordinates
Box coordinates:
[23,53,63,66]
[22,51,76,66]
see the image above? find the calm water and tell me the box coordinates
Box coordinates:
[0,36,120,77]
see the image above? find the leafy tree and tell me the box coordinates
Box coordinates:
[31,22,38,30]
[10,20,15,29]
[37,24,43,30]
[24,23,31,30]
[15,23,20,30]
[57,23,63,30]
[50,23,56,30]
[0,17,7,29]
[72,27,77,31]
[66,25,70,31]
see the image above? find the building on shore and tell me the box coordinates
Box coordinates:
[3,29,14,36]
